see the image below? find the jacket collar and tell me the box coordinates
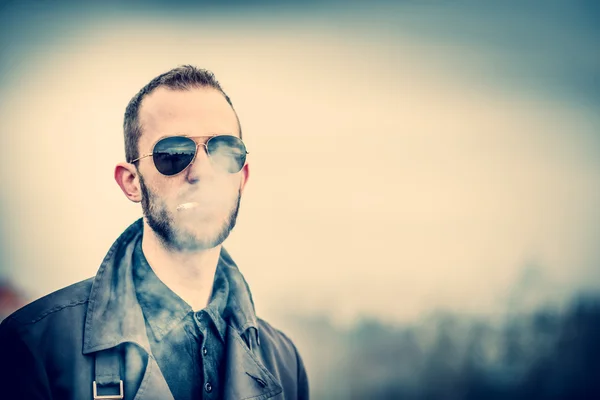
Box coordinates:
[82,218,259,355]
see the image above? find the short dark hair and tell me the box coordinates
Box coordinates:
[123,65,240,163]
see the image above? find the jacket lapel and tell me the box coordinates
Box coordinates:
[223,328,283,400]
[130,354,175,400]
[83,219,151,355]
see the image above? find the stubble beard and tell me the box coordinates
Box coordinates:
[138,173,241,252]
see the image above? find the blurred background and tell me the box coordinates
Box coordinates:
[1,0,599,398]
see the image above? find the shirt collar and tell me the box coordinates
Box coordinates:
[203,263,229,342]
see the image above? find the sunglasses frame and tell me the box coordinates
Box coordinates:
[130,134,249,177]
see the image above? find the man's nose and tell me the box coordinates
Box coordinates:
[185,143,213,182]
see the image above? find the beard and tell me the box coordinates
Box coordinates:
[138,173,241,252]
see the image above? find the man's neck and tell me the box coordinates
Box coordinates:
[140,221,221,311]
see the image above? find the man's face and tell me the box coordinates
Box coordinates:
[135,86,248,252]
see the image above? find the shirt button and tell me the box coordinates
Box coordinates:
[205,382,213,393]
[202,347,208,356]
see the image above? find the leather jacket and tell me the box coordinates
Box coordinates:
[0,219,309,400]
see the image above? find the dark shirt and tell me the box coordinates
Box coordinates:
[132,237,229,400]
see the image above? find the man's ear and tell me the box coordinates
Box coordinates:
[239,162,249,194]
[115,162,142,203]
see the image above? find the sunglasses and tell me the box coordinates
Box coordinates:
[130,135,248,176]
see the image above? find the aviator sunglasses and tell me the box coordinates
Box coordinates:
[130,135,248,176]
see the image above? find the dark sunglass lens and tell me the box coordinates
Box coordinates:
[206,135,247,173]
[153,137,196,176]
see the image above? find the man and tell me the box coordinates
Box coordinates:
[0,66,309,400]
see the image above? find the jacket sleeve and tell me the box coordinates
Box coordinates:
[0,318,53,399]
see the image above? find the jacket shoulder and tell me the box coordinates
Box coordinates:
[256,318,310,398]
[256,317,301,357]
[2,278,93,329]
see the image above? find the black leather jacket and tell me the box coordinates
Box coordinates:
[0,219,309,400]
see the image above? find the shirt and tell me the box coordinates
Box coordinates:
[132,237,229,400]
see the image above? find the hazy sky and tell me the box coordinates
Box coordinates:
[1,0,599,326]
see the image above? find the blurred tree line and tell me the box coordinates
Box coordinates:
[287,295,600,399]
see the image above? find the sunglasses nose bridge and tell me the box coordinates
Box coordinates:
[187,141,211,172]
[198,142,208,154]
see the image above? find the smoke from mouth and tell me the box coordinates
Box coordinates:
[177,202,199,211]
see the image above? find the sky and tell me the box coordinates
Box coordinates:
[1,0,599,329]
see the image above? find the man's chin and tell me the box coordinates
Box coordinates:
[176,229,227,251]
